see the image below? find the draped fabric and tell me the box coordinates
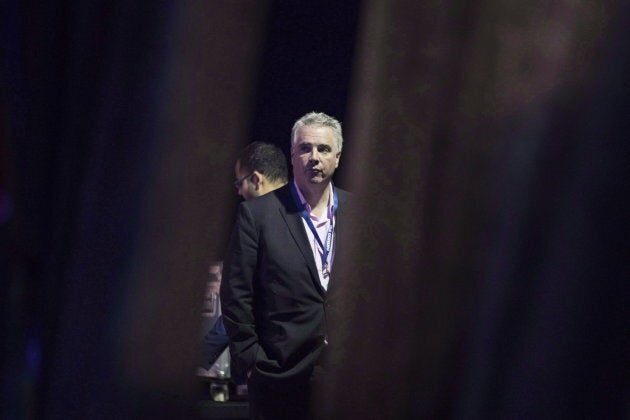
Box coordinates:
[2,0,627,419]
[317,1,628,419]
[1,1,267,418]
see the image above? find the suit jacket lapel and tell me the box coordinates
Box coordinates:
[277,186,325,296]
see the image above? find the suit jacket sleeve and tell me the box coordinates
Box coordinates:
[220,202,260,374]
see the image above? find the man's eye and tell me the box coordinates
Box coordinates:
[317,145,331,153]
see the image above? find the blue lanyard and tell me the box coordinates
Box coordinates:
[290,183,338,274]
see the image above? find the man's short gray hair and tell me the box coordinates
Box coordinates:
[291,112,343,152]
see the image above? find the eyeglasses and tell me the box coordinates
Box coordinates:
[234,172,254,188]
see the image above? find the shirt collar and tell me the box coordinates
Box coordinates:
[292,180,334,219]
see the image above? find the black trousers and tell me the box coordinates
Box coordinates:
[247,366,324,420]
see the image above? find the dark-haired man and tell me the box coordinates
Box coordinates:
[233,141,289,201]
[198,142,288,383]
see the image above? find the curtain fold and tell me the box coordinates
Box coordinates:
[320,1,627,418]
[2,1,268,418]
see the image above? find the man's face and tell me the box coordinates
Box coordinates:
[209,264,222,283]
[291,125,340,189]
[203,264,222,316]
[234,160,258,201]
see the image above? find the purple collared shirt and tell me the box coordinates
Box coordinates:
[293,180,335,290]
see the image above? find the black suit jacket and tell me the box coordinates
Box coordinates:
[220,183,352,382]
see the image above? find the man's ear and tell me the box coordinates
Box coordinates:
[251,171,262,189]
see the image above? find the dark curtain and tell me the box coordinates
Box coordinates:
[1,1,267,418]
[319,1,628,419]
[2,0,628,419]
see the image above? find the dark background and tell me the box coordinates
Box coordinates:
[1,2,361,418]
[1,1,627,419]
[249,1,360,177]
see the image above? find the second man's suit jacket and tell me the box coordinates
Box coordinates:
[220,183,352,382]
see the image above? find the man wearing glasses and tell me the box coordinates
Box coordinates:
[198,141,288,391]
[221,112,352,419]
[233,141,289,201]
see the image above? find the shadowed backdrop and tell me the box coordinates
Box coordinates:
[1,1,627,419]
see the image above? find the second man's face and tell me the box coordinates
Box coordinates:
[234,160,258,201]
[291,126,340,189]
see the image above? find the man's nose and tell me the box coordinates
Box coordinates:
[308,147,320,161]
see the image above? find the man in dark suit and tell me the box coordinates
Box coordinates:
[198,142,288,391]
[220,112,350,419]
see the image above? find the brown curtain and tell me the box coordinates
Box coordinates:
[115,2,268,416]
[1,1,268,418]
[319,1,627,419]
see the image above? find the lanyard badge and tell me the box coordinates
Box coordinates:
[290,183,339,278]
